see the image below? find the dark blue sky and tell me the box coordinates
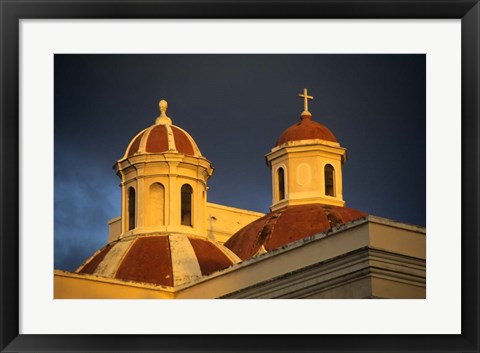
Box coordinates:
[54,54,426,271]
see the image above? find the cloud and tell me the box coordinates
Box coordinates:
[54,149,120,271]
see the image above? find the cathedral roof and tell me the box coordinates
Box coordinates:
[224,204,367,260]
[275,112,337,147]
[77,234,240,287]
[122,100,202,159]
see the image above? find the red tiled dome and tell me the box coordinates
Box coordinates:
[122,100,202,158]
[125,124,200,158]
[276,114,337,146]
[77,234,239,287]
[224,204,367,261]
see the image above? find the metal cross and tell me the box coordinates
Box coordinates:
[298,88,314,114]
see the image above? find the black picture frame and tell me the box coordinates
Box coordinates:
[1,1,478,352]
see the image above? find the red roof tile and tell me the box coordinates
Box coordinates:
[115,236,173,286]
[188,237,233,276]
[171,126,195,156]
[276,116,337,146]
[224,204,367,260]
[79,245,113,274]
[127,131,145,156]
[76,235,237,287]
[145,125,169,153]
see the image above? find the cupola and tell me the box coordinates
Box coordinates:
[225,89,365,261]
[114,100,214,238]
[266,89,347,211]
[75,99,241,289]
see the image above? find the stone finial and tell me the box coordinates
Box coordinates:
[156,99,172,125]
[160,100,168,114]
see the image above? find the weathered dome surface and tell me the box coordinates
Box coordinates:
[125,124,201,158]
[224,204,367,260]
[77,234,239,287]
[275,114,337,146]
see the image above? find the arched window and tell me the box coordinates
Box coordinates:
[181,184,193,226]
[277,167,285,201]
[324,164,335,197]
[149,183,165,226]
[128,187,136,230]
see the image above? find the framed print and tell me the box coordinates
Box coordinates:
[1,0,479,352]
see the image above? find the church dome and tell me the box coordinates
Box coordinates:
[122,100,202,159]
[224,204,367,260]
[77,234,240,287]
[275,113,337,147]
